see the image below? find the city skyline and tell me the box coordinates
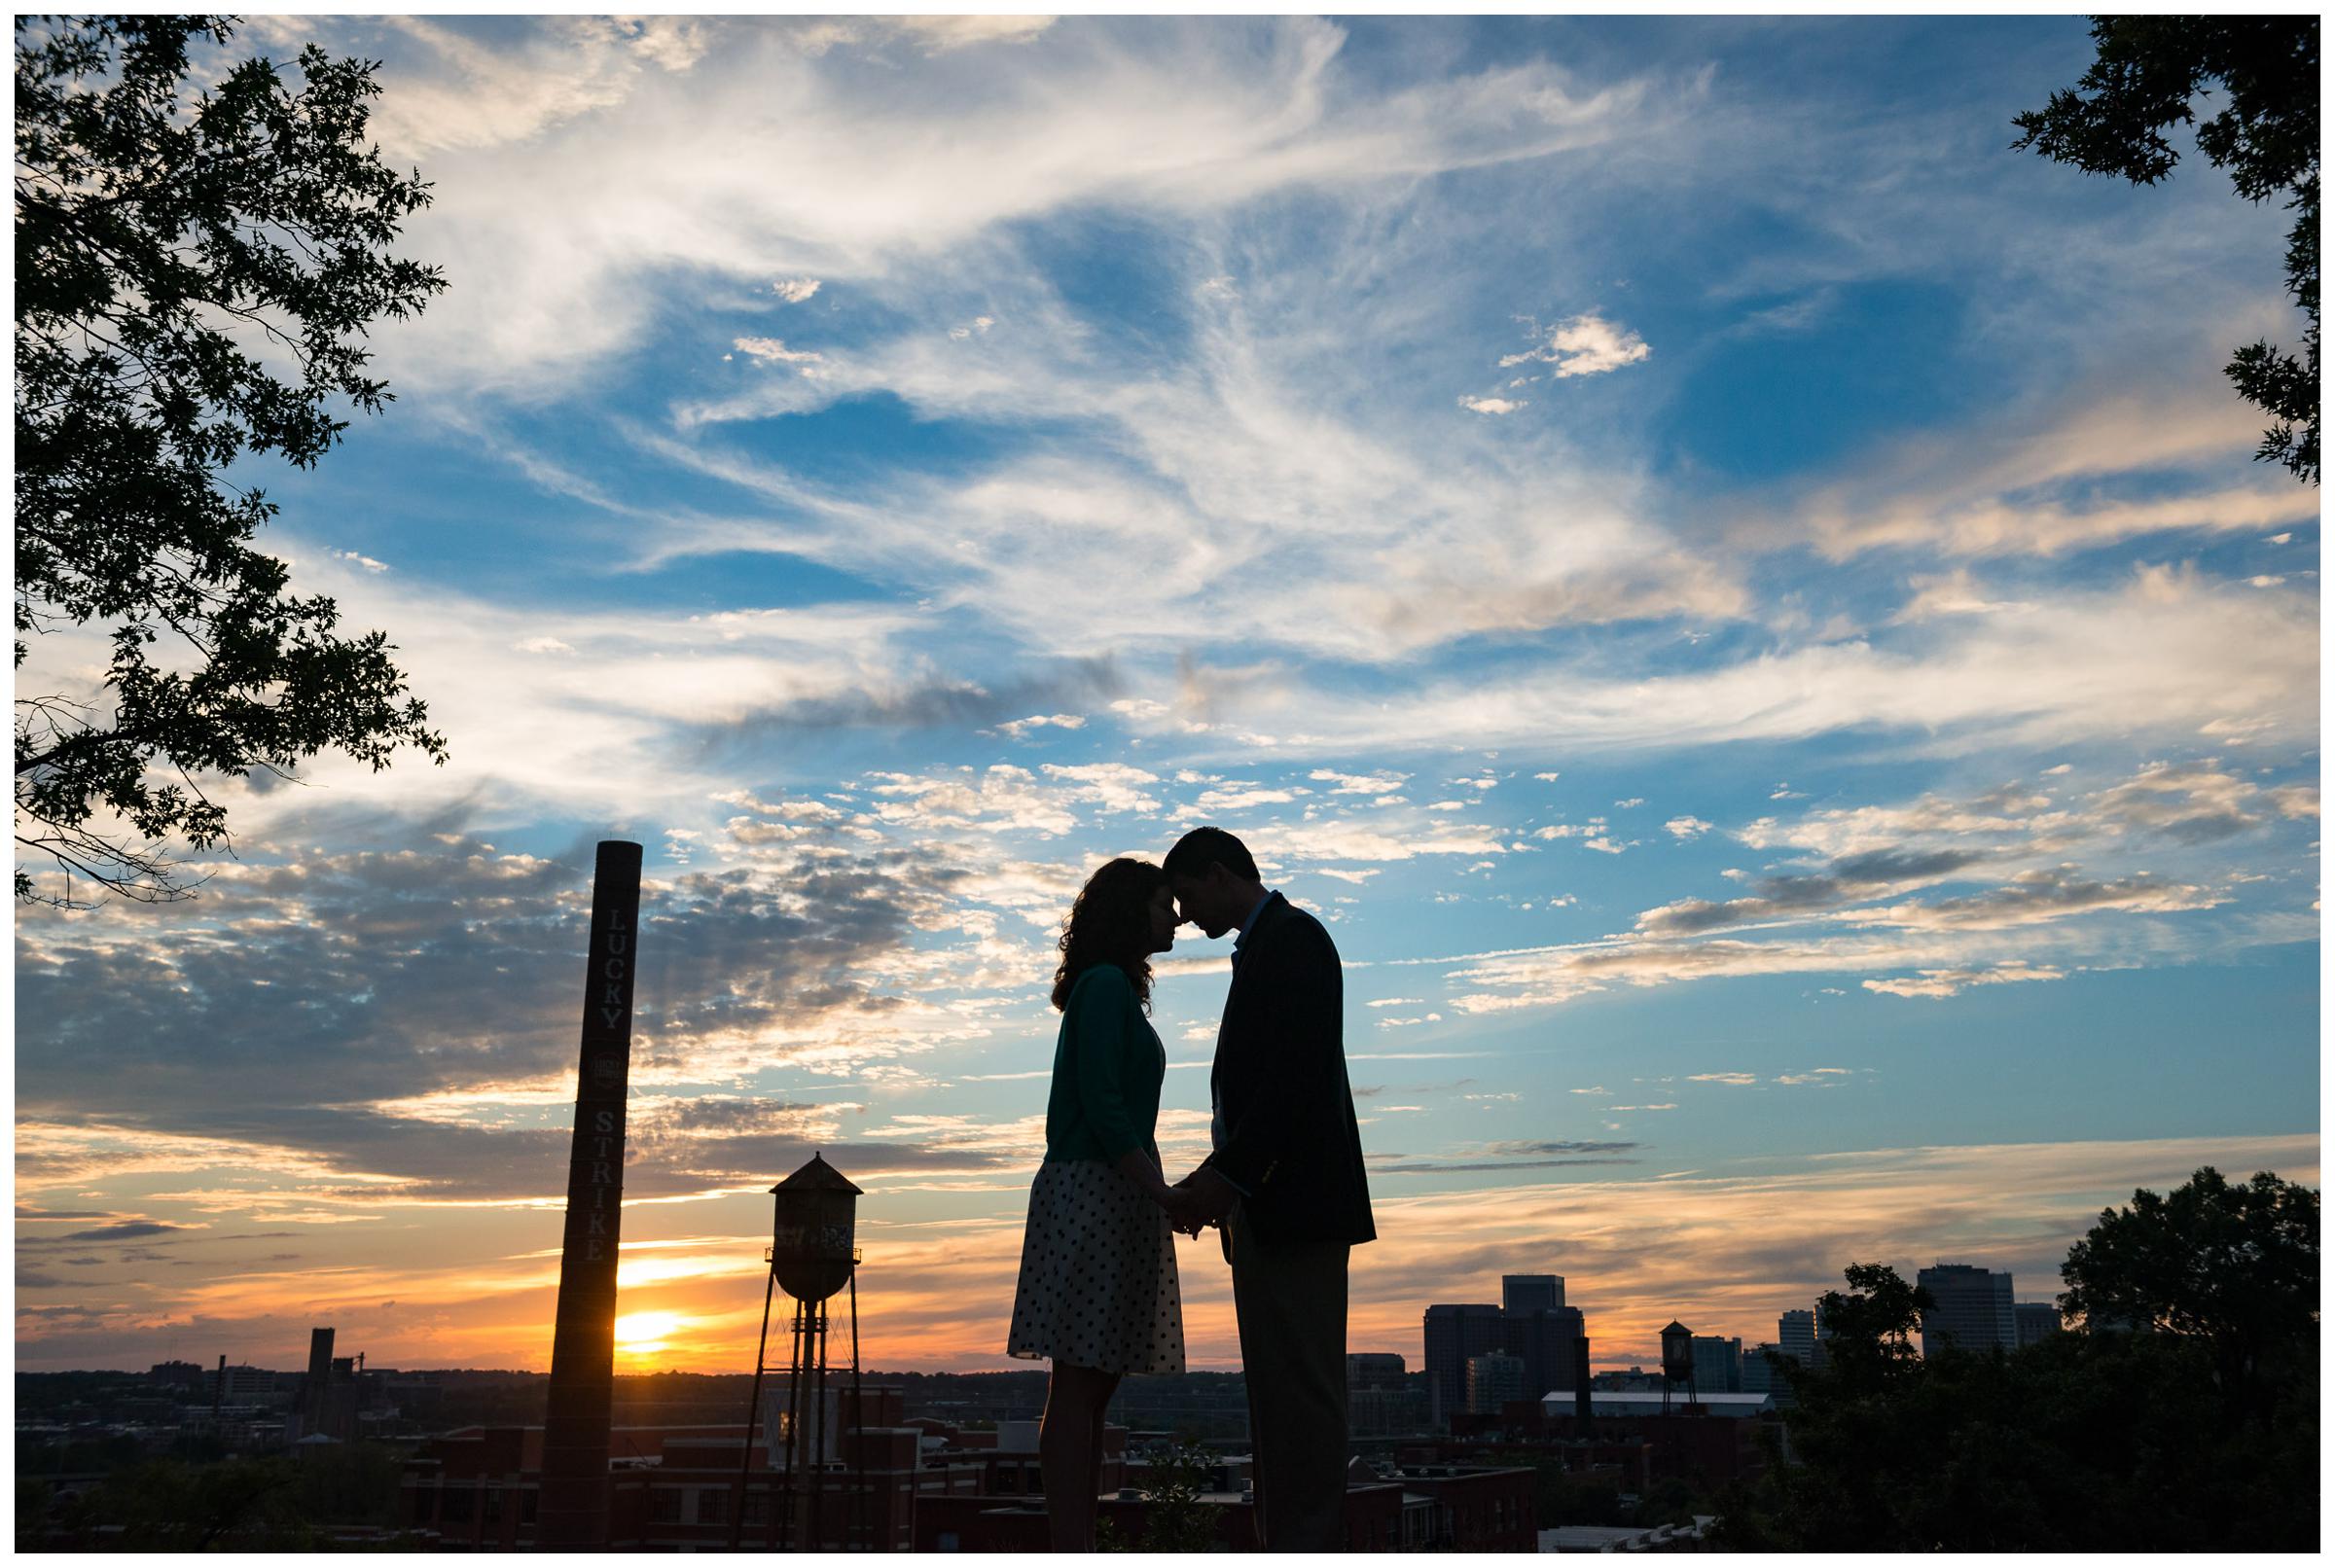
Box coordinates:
[16,15,2320,1379]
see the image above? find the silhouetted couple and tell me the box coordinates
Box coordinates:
[1005,827,1376,1552]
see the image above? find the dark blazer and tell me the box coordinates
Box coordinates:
[1202,892,1376,1246]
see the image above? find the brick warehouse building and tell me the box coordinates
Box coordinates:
[401,1388,978,1550]
[400,1390,1155,1551]
[403,1392,1530,1552]
[1442,1397,1774,1493]
[915,1459,1534,1552]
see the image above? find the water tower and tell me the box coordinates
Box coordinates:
[732,1153,867,1550]
[1659,1320,1697,1415]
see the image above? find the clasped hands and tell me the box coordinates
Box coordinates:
[1152,1164,1238,1237]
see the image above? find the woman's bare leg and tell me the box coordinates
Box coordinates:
[1089,1371,1123,1505]
[1040,1362,1123,1550]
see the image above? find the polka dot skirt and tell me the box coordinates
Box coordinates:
[1005,1158,1186,1375]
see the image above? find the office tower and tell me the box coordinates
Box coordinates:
[2013,1301,2063,1348]
[1918,1264,2017,1357]
[1502,1274,1563,1315]
[1739,1342,1778,1395]
[1347,1352,1408,1392]
[1778,1309,1816,1367]
[1464,1351,1528,1414]
[1423,1303,1505,1429]
[1689,1334,1743,1395]
[1503,1303,1588,1397]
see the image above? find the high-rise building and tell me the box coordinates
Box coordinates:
[1778,1309,1816,1367]
[1464,1351,1527,1414]
[1502,1274,1563,1315]
[1503,1305,1587,1398]
[1348,1353,1427,1436]
[1739,1343,1778,1396]
[1423,1303,1505,1429]
[1918,1264,2017,1357]
[2013,1301,2063,1348]
[1689,1335,1743,1395]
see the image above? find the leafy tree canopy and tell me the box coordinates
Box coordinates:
[2014,16,2320,482]
[26,1448,411,1550]
[1718,1173,2318,1551]
[1719,1318,2317,1551]
[1809,1260,1931,1392]
[15,14,448,908]
[2059,1164,2318,1412]
[1099,1439,1222,1553]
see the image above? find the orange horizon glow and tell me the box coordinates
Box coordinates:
[39,1130,2299,1379]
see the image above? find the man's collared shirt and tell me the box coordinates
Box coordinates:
[1228,887,1275,971]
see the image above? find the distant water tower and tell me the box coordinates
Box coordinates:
[1660,1320,1697,1415]
[732,1153,868,1551]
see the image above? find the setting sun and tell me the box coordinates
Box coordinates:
[613,1312,683,1358]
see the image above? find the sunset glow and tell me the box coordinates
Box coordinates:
[16,16,2317,1383]
[613,1312,685,1359]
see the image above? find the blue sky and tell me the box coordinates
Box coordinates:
[15,14,2319,1373]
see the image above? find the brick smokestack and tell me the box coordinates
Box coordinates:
[537,840,643,1550]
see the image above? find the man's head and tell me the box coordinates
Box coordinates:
[1164,826,1264,939]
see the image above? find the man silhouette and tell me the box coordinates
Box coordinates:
[1165,826,1374,1552]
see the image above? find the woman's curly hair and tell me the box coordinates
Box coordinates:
[1051,857,1167,1013]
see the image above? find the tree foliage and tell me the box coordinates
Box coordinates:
[1719,1319,2317,1551]
[1715,1169,2319,1551]
[25,1448,412,1550]
[15,14,448,908]
[1099,1439,1221,1553]
[1809,1261,1931,1393]
[2060,1164,2318,1417]
[2014,16,2319,482]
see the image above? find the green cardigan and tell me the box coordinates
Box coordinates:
[1042,963,1166,1166]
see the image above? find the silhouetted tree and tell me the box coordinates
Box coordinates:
[1710,1264,1934,1548]
[1098,1438,1220,1552]
[1714,1179,2319,1551]
[1635,1475,1708,1529]
[2014,16,2319,481]
[2060,1164,2318,1420]
[50,1455,306,1550]
[33,1446,413,1550]
[1719,1313,2317,1551]
[1529,1458,1628,1529]
[1811,1260,1931,1391]
[15,15,447,908]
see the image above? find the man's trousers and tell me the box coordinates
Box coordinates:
[1225,1205,1351,1552]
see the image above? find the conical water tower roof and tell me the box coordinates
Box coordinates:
[772,1151,863,1195]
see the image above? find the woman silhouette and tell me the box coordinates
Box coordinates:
[1004,856,1197,1550]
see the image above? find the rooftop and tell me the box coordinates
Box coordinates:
[1543,1390,1777,1417]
